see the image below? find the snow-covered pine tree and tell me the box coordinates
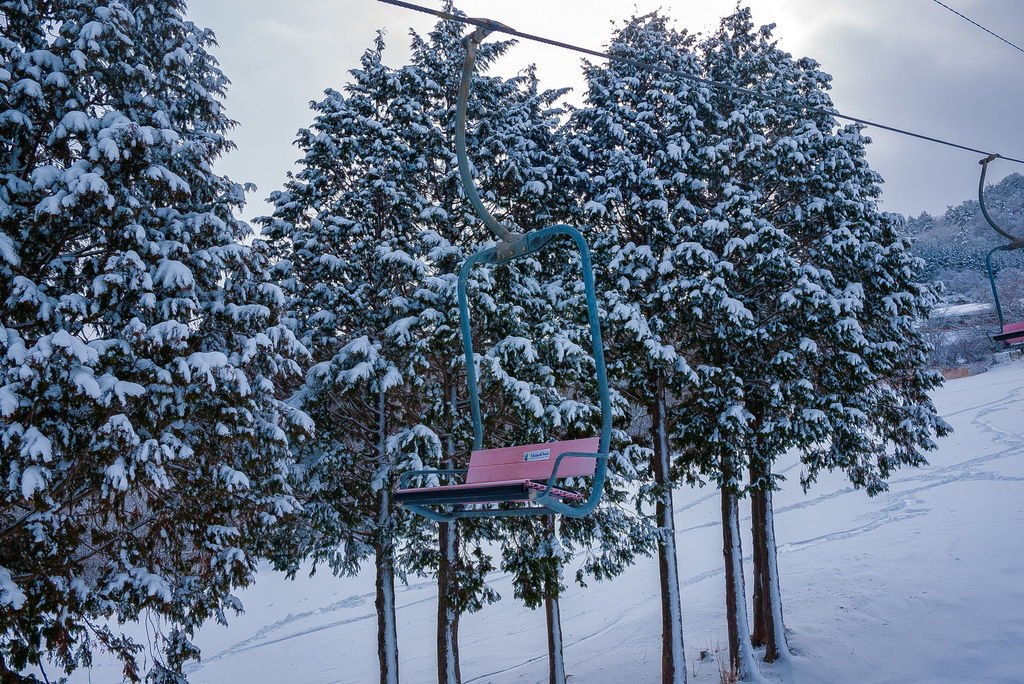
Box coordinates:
[486,239,656,684]
[687,7,951,672]
[567,14,717,683]
[691,13,810,673]
[470,50,658,684]
[258,35,441,684]
[380,14,654,683]
[0,1,309,679]
[392,16,522,684]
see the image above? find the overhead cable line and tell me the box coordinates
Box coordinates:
[929,0,1024,56]
[377,0,1024,165]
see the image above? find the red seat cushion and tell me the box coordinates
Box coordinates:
[995,321,1024,344]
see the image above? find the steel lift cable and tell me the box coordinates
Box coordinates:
[929,0,1024,57]
[377,0,1024,165]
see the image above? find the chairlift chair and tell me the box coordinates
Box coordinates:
[394,25,611,522]
[979,155,1024,347]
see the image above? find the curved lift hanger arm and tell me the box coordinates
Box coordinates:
[978,154,1024,248]
[455,24,518,248]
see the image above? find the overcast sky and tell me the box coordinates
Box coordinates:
[188,0,1024,222]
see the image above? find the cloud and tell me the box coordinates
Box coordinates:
[189,0,1024,217]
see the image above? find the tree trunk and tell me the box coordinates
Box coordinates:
[721,486,759,681]
[438,384,462,684]
[376,389,400,684]
[652,379,687,683]
[749,467,767,648]
[375,534,400,684]
[761,484,789,662]
[749,460,789,663]
[437,520,461,684]
[544,594,566,684]
[544,515,566,684]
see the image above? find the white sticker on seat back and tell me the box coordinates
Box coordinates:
[523,448,551,462]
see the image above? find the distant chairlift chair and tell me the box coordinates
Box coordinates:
[394,24,611,522]
[979,155,1024,347]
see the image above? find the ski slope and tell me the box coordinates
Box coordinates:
[73,359,1024,683]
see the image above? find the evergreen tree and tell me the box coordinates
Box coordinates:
[0,1,309,680]
[258,19,556,683]
[258,35,441,684]
[393,17,522,683]
[392,15,654,683]
[568,14,714,683]
[684,7,951,674]
[569,9,950,680]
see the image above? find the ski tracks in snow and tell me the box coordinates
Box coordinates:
[189,579,437,671]
[192,367,1024,680]
[680,382,1024,549]
[462,613,628,683]
[775,399,1024,552]
[468,369,1024,681]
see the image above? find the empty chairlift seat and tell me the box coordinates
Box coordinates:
[978,155,1024,349]
[397,26,610,522]
[394,437,600,508]
[993,321,1024,346]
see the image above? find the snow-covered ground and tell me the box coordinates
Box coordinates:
[931,302,992,318]
[72,359,1024,683]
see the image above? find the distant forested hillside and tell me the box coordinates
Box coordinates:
[906,172,1024,287]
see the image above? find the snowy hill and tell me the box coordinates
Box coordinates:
[72,360,1024,683]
